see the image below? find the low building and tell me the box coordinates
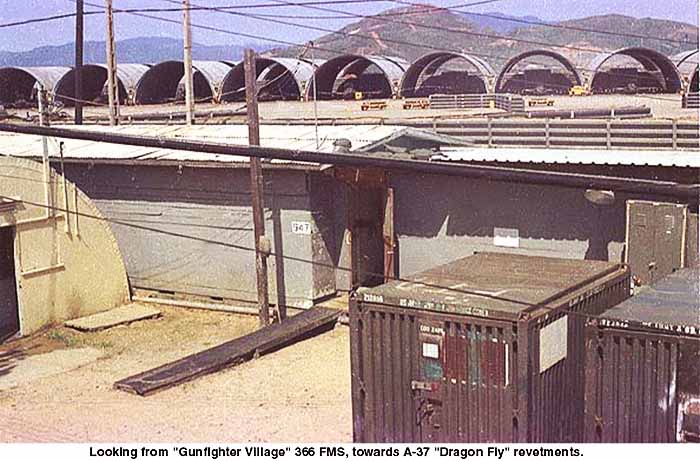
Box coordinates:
[0,155,130,342]
[1,125,697,314]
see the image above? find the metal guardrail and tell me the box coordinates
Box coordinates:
[683,92,700,109]
[428,93,526,113]
[401,118,700,150]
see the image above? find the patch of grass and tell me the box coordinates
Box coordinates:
[46,330,80,347]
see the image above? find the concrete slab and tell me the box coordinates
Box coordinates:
[0,347,103,391]
[65,304,161,332]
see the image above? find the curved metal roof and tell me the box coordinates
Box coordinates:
[192,60,235,99]
[588,47,683,93]
[0,66,71,92]
[135,60,232,104]
[672,49,699,80]
[220,57,321,102]
[308,54,408,100]
[495,50,581,92]
[400,52,495,97]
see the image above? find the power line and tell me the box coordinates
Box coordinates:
[0,11,102,29]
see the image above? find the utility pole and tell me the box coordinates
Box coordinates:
[183,0,195,125]
[37,88,52,218]
[309,41,319,149]
[244,49,272,327]
[105,0,119,126]
[74,0,84,124]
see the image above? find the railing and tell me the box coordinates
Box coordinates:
[682,92,700,109]
[428,93,526,113]
[423,118,699,150]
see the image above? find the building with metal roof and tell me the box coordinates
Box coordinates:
[0,66,71,107]
[135,60,234,104]
[588,47,683,94]
[400,52,496,97]
[53,63,151,107]
[220,57,320,102]
[495,50,581,95]
[307,55,408,100]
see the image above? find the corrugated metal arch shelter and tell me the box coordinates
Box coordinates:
[673,49,698,92]
[135,60,233,104]
[400,52,495,97]
[0,155,130,339]
[308,54,408,100]
[0,66,71,106]
[588,47,683,94]
[53,64,150,107]
[221,57,319,102]
[495,50,582,94]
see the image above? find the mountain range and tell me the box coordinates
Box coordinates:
[272,6,698,71]
[0,7,697,73]
[0,37,266,67]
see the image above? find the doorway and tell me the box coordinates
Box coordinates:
[0,226,20,343]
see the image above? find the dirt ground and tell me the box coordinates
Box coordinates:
[0,305,352,442]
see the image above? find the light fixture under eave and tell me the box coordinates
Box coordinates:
[584,189,616,206]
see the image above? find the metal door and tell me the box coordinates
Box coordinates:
[413,321,445,442]
[0,227,19,343]
[626,201,687,285]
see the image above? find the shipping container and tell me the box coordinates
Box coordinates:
[584,268,700,443]
[349,252,631,443]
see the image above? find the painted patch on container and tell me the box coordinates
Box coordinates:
[494,227,520,248]
[291,221,312,235]
[539,316,568,373]
[422,342,439,359]
[423,360,444,380]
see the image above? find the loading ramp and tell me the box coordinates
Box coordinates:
[114,307,341,396]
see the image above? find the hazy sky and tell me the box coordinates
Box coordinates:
[0,0,698,52]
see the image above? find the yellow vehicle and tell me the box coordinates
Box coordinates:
[569,85,590,96]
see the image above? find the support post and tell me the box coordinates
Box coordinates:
[74,0,84,124]
[37,88,52,218]
[183,0,195,125]
[244,49,271,326]
[105,0,119,126]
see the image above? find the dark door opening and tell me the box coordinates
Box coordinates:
[0,226,19,343]
[349,186,386,289]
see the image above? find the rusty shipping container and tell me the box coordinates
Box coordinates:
[350,252,631,443]
[584,267,700,443]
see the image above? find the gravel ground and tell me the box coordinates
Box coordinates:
[0,305,351,442]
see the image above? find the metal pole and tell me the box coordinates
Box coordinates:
[310,42,319,150]
[105,0,119,126]
[74,0,84,125]
[37,88,52,218]
[244,49,271,327]
[183,0,196,125]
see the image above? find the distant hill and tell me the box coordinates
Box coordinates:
[0,37,266,67]
[460,12,551,34]
[273,6,698,72]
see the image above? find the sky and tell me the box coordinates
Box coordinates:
[0,0,698,52]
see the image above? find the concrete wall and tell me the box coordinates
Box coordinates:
[64,163,338,309]
[0,156,130,335]
[390,172,698,278]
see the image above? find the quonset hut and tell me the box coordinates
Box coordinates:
[307,55,408,100]
[400,52,495,97]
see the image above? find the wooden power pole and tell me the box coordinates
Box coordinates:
[74,0,84,124]
[183,0,195,125]
[105,0,119,126]
[244,49,271,327]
